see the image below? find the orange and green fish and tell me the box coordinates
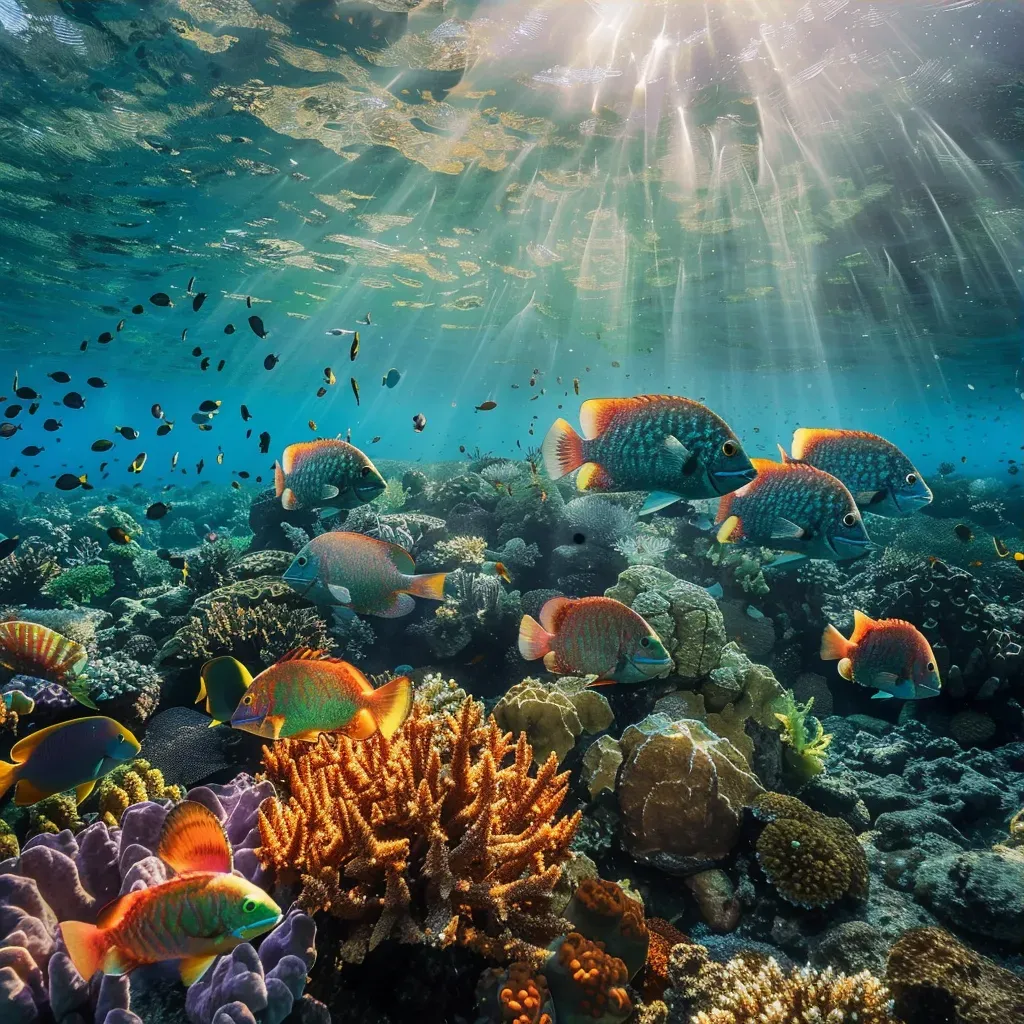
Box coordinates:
[273,438,385,512]
[229,647,411,741]
[542,394,756,515]
[821,611,940,700]
[60,801,282,988]
[0,619,98,707]
[0,716,140,805]
[716,458,872,562]
[789,428,932,517]
[518,596,672,685]
[283,531,446,617]
[196,656,252,727]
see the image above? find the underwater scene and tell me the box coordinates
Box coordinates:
[1,1,1024,1022]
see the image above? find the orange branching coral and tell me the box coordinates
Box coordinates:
[257,696,581,962]
[563,878,649,977]
[641,918,690,1002]
[547,932,632,1023]
[499,962,554,1024]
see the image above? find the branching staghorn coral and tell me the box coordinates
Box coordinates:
[432,534,489,566]
[257,697,581,963]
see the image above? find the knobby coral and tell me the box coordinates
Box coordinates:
[257,697,581,963]
[94,758,184,827]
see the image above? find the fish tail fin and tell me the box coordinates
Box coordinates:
[518,615,553,661]
[406,572,447,602]
[0,759,16,801]
[542,418,585,480]
[60,920,106,981]
[68,678,99,710]
[820,623,852,661]
[716,514,744,544]
[367,675,412,740]
[273,461,286,498]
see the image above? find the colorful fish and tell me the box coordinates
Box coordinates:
[789,429,932,516]
[196,657,253,727]
[0,716,140,805]
[821,611,940,700]
[274,439,385,512]
[542,395,756,515]
[518,596,672,684]
[283,531,446,617]
[716,458,872,561]
[229,648,411,742]
[0,620,97,707]
[61,801,281,987]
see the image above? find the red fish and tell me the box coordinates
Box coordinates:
[61,801,282,987]
[0,620,96,707]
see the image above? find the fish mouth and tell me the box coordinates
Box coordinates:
[632,654,673,674]
[355,482,385,502]
[712,465,757,494]
[283,571,317,598]
[230,710,266,730]
[830,535,874,558]
[893,490,933,513]
[232,911,283,939]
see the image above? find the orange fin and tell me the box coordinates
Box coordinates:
[276,647,328,663]
[577,462,615,491]
[820,624,851,661]
[850,610,876,644]
[346,707,378,740]
[367,676,412,740]
[180,955,217,987]
[838,657,854,681]
[157,801,232,875]
[716,515,744,544]
[541,418,584,480]
[579,397,638,439]
[406,572,446,601]
[280,487,299,511]
[518,615,553,661]
[776,443,793,463]
[75,780,97,805]
[542,651,561,673]
[791,427,844,460]
[273,461,286,498]
[13,778,50,806]
[60,921,107,980]
[539,596,571,633]
[0,760,16,802]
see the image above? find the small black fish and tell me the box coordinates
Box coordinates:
[128,452,147,473]
[264,354,279,370]
[21,445,43,456]
[168,554,187,570]
[350,333,359,361]
[246,296,252,308]
[151,404,163,419]
[201,357,210,371]
[150,292,172,307]
[196,459,205,475]
[114,426,139,440]
[199,400,221,412]
[192,292,207,313]
[954,524,974,543]
[181,329,188,342]
[63,392,85,409]
[8,467,18,478]
[192,347,202,357]
[241,405,252,422]
[231,480,240,490]
[0,423,23,438]
[87,377,107,389]
[238,470,250,479]
[316,387,327,398]
[156,422,173,436]
[132,305,144,315]
[43,418,61,432]
[80,341,88,352]
[187,275,196,294]
[217,360,225,372]
[146,502,171,520]
[98,332,113,344]
[4,405,20,418]
[47,371,71,383]
[371,436,381,444]
[107,526,132,545]
[994,537,1010,559]
[224,324,235,335]
[350,377,360,405]
[258,431,270,454]
[27,403,38,415]
[91,439,114,452]
[412,413,427,432]
[116,319,125,332]
[0,535,20,558]
[249,315,267,339]
[245,429,252,440]
[15,387,38,400]
[56,472,90,491]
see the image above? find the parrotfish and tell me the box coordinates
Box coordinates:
[0,716,140,805]
[60,801,281,987]
[716,458,872,561]
[196,656,253,727]
[273,438,385,512]
[283,531,447,617]
[229,647,412,741]
[542,395,756,515]
[821,611,940,700]
[0,620,98,708]
[789,428,932,516]
[518,596,672,684]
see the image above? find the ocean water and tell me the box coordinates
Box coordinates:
[0,2,1023,1023]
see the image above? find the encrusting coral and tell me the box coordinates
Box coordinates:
[753,792,869,909]
[257,696,581,963]
[94,757,184,826]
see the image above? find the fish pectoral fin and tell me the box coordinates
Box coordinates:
[327,583,353,604]
[75,780,97,805]
[769,517,806,540]
[542,651,560,673]
[871,690,894,700]
[332,607,357,625]
[639,491,682,516]
[207,719,222,728]
[179,955,218,987]
[873,672,899,686]
[157,801,233,875]
[837,657,854,681]
[319,484,340,500]
[767,552,806,566]
[280,488,300,511]
[319,507,342,519]
[656,435,691,472]
[855,489,885,506]
[376,593,416,618]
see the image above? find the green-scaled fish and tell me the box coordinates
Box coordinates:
[273,438,385,512]
[196,656,253,727]
[0,620,98,708]
[61,801,281,988]
[518,596,672,684]
[542,394,756,515]
[789,428,932,517]
[230,647,412,741]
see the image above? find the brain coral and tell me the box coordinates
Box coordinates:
[753,792,869,909]
[617,714,764,874]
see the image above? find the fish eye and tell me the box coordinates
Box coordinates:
[573,532,586,545]
[927,661,935,672]
[297,556,307,566]
[842,512,857,528]
[722,440,738,457]
[242,898,258,914]
[640,636,650,648]
[906,473,917,485]
[360,466,371,477]
[242,694,253,706]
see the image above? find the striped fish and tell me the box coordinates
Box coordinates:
[0,620,96,707]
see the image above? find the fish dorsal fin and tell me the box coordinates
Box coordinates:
[851,610,876,643]
[776,443,792,463]
[157,801,232,875]
[276,647,328,663]
[281,444,299,474]
[579,397,641,440]
[9,716,98,763]
[791,428,842,460]
[95,892,135,930]
[386,541,416,575]
[539,596,572,634]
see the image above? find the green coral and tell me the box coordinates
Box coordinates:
[773,689,832,783]
[43,563,114,605]
[95,758,183,827]
[371,477,408,513]
[0,819,19,859]
[28,792,84,836]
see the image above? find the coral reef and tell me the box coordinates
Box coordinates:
[42,563,114,605]
[93,758,184,827]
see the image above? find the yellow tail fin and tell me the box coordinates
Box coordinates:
[60,920,106,981]
[368,676,412,740]
[820,623,851,661]
[406,572,446,602]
